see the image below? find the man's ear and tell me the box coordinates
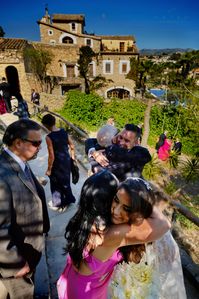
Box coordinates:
[13,138,23,149]
[112,133,120,144]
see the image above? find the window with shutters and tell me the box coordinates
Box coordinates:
[67,65,75,78]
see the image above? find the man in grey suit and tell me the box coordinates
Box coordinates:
[0,119,50,299]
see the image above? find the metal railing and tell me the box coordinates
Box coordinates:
[28,100,88,140]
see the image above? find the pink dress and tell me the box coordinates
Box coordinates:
[158,139,171,161]
[0,98,6,114]
[57,250,123,299]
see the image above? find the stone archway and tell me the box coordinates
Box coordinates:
[59,33,77,44]
[62,36,74,44]
[5,65,20,96]
[106,87,131,99]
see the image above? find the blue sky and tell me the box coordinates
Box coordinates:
[1,0,199,49]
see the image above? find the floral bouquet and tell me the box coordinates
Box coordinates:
[108,257,159,299]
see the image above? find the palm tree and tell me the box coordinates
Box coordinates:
[142,154,161,180]
[181,157,199,183]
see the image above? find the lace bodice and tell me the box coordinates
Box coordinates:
[146,231,187,299]
[108,231,187,299]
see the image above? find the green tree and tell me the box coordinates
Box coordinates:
[90,75,113,92]
[0,26,5,37]
[24,46,53,92]
[126,57,139,83]
[78,46,96,94]
[127,57,156,96]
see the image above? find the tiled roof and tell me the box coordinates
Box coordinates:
[37,21,101,40]
[100,35,135,41]
[0,38,28,50]
[52,14,85,23]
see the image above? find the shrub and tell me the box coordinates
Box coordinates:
[60,90,103,130]
[101,98,146,130]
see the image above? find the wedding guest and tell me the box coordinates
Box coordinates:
[31,89,40,115]
[41,114,76,211]
[158,138,172,161]
[0,93,6,115]
[0,77,12,113]
[173,138,182,155]
[0,119,49,299]
[85,124,151,181]
[14,93,30,119]
[155,130,168,153]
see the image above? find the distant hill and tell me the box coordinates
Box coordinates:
[139,48,194,56]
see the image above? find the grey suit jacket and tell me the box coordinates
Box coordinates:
[0,151,50,278]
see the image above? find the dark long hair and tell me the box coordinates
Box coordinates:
[64,170,118,268]
[118,178,155,263]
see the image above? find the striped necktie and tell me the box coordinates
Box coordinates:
[24,164,36,191]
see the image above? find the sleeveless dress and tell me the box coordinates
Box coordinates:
[48,129,75,207]
[57,250,123,299]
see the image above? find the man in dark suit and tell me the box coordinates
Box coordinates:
[0,77,12,113]
[173,138,182,155]
[85,123,151,181]
[0,119,50,299]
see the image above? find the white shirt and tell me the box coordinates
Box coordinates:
[4,148,26,172]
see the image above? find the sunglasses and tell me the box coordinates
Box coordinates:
[22,138,42,147]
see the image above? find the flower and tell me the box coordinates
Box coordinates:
[108,255,159,299]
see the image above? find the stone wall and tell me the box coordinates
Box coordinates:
[0,49,32,100]
[39,23,101,52]
[102,39,135,52]
[35,92,65,112]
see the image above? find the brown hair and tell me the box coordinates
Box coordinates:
[119,179,168,264]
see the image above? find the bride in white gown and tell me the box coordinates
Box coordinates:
[147,230,186,299]
[109,181,187,299]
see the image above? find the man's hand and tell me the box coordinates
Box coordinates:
[92,150,109,167]
[15,262,30,278]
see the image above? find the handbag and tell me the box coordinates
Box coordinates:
[70,158,79,184]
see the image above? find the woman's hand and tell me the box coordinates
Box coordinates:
[45,169,51,176]
[15,262,30,278]
[92,150,109,167]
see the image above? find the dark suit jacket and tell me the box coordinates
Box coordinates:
[85,138,151,181]
[0,151,50,278]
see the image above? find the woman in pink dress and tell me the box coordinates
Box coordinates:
[57,171,170,299]
[158,138,172,161]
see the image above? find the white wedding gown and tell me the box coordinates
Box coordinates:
[149,231,187,299]
[108,231,187,299]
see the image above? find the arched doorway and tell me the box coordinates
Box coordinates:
[5,66,20,96]
[62,36,74,44]
[107,87,130,99]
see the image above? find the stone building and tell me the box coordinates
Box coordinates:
[37,10,139,98]
[0,38,31,100]
[0,10,139,100]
